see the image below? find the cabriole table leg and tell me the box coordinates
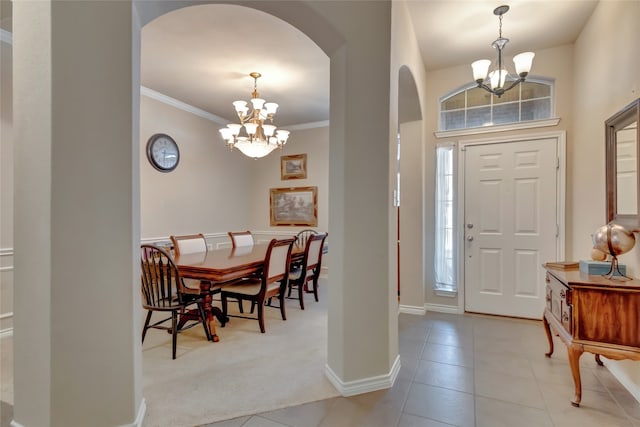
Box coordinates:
[567,344,584,407]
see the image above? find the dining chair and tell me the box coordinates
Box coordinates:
[171,233,208,257]
[220,238,295,333]
[288,232,327,309]
[294,229,317,248]
[140,244,212,359]
[228,230,254,248]
[170,233,243,314]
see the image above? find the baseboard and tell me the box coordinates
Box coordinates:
[425,303,461,314]
[324,355,401,397]
[399,304,426,315]
[10,420,24,427]
[602,360,640,403]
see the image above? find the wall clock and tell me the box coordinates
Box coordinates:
[146,133,180,172]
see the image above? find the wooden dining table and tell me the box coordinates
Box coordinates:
[175,241,304,341]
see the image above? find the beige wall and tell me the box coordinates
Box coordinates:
[1,34,12,334]
[140,95,252,239]
[571,0,640,397]
[250,126,329,234]
[140,94,329,241]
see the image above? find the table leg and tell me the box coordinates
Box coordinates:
[567,344,584,407]
[543,314,554,357]
[595,354,604,366]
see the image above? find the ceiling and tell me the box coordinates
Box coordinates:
[140,1,599,128]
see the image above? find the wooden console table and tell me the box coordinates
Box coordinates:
[543,266,640,406]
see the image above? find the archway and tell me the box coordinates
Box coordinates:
[397,65,425,314]
[11,2,396,425]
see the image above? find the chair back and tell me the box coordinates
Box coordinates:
[300,232,327,276]
[228,230,254,248]
[140,244,187,309]
[295,229,317,248]
[171,234,207,257]
[264,238,295,284]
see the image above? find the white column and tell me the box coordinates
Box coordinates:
[13,1,142,426]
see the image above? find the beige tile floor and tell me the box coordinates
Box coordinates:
[201,312,640,427]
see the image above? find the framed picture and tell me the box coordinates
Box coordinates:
[280,154,307,180]
[270,186,318,226]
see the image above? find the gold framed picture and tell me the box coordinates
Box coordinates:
[270,186,318,226]
[280,154,307,180]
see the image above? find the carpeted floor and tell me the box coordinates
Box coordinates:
[141,278,338,427]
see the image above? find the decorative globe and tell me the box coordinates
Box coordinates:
[592,224,635,257]
[590,247,608,261]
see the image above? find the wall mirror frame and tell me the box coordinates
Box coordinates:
[606,98,640,229]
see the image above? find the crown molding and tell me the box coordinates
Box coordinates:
[0,29,12,45]
[140,86,227,124]
[140,86,329,130]
[287,120,330,131]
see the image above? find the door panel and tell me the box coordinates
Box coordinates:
[464,138,557,319]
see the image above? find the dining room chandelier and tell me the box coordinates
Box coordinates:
[471,5,535,98]
[219,72,290,159]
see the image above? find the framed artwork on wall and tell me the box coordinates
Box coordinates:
[270,186,318,226]
[280,154,307,180]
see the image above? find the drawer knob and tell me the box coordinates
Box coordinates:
[562,312,569,322]
[560,290,566,299]
[546,295,551,302]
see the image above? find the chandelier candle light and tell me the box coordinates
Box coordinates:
[219,72,290,159]
[471,5,535,98]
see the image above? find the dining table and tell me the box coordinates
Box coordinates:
[175,241,304,342]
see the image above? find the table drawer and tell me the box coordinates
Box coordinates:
[546,272,572,333]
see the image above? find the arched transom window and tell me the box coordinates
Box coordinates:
[439,78,554,131]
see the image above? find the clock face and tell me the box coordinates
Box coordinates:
[146,134,179,172]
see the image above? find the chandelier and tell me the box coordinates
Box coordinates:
[219,72,290,159]
[471,5,535,98]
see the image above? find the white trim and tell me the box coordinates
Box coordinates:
[0,29,12,45]
[602,360,640,404]
[425,303,462,314]
[287,120,330,131]
[435,118,560,139]
[11,420,24,427]
[118,398,146,427]
[434,289,457,298]
[141,86,329,130]
[0,328,13,339]
[0,248,14,256]
[399,304,426,315]
[0,312,13,320]
[140,86,227,124]
[0,266,13,272]
[325,355,401,397]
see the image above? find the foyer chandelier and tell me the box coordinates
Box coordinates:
[471,5,535,98]
[219,72,290,159]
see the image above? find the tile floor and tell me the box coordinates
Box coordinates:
[201,311,640,427]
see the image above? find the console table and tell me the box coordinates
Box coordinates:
[543,266,640,406]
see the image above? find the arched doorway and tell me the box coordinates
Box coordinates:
[397,65,425,313]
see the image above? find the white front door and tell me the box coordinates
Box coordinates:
[463,137,559,319]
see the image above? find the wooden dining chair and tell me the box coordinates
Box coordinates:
[171,233,208,257]
[220,238,295,333]
[140,244,212,359]
[170,233,243,314]
[294,229,317,248]
[228,230,254,248]
[288,232,327,309]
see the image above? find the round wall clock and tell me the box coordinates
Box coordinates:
[146,133,180,172]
